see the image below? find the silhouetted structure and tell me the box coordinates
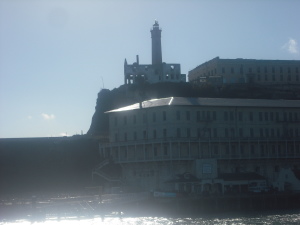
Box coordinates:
[124,21,186,84]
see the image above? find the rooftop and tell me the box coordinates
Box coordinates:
[106,97,300,113]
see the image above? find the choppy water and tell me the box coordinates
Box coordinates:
[1,211,300,225]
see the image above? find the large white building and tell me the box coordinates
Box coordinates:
[97,97,300,194]
[188,57,300,86]
[124,21,186,85]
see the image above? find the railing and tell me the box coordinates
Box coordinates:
[99,138,300,163]
[94,158,110,171]
[92,170,124,183]
[100,137,300,148]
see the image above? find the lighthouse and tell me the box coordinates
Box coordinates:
[151,20,162,65]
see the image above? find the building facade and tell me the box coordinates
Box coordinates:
[188,57,300,86]
[124,21,186,85]
[98,97,300,194]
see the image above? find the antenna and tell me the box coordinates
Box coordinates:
[100,76,105,89]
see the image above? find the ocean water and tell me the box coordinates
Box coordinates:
[1,211,300,225]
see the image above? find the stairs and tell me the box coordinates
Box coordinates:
[92,159,124,184]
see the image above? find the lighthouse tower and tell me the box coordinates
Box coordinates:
[151,20,162,65]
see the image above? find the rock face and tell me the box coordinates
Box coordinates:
[87,82,300,136]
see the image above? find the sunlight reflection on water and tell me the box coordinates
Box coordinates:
[2,212,300,225]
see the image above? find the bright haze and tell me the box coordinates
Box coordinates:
[0,0,299,138]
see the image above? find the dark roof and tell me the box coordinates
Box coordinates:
[219,173,265,181]
[106,97,300,113]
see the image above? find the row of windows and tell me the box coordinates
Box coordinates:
[114,110,299,125]
[255,73,299,82]
[195,65,300,81]
[108,143,300,160]
[221,66,300,74]
[114,127,300,141]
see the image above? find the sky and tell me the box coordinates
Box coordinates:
[0,0,299,138]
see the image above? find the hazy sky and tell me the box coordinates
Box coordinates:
[1,0,299,138]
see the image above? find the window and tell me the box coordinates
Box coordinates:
[257,67,260,73]
[271,128,274,137]
[264,67,267,73]
[265,112,268,121]
[265,129,269,137]
[264,74,268,81]
[280,67,283,73]
[288,74,291,81]
[164,146,168,156]
[187,128,190,138]
[231,67,234,74]
[250,128,254,137]
[238,112,243,121]
[230,128,235,137]
[124,116,127,125]
[284,112,287,121]
[143,113,147,123]
[197,111,200,122]
[230,112,234,121]
[214,146,219,155]
[202,111,205,120]
[249,112,253,121]
[177,128,181,138]
[277,129,280,137]
[260,128,263,137]
[115,133,118,142]
[143,130,147,139]
[251,145,255,155]
[240,67,243,74]
[124,133,127,141]
[133,115,136,124]
[276,112,279,121]
[176,111,180,120]
[257,74,261,81]
[197,128,201,138]
[259,112,263,121]
[213,111,216,120]
[280,74,283,81]
[272,74,275,81]
[152,112,156,122]
[186,111,190,121]
[272,67,275,73]
[222,67,225,73]
[153,130,156,139]
[289,112,293,121]
[163,129,167,138]
[207,111,211,120]
[224,112,228,121]
[207,128,211,137]
[249,68,252,73]
[225,145,229,155]
[225,128,228,138]
[270,112,274,121]
[295,112,298,121]
[134,132,137,140]
[163,111,166,121]
[213,128,217,138]
[114,117,118,126]
[239,128,243,137]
